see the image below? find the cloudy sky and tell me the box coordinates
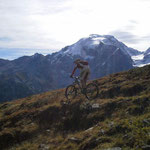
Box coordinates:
[0,0,150,59]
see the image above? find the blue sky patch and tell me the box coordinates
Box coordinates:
[0,37,12,42]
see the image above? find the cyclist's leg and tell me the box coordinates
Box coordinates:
[80,70,90,93]
[80,71,86,89]
[84,71,90,87]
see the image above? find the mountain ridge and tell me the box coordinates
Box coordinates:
[0,34,149,102]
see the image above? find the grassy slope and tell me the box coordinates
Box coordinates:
[0,65,150,150]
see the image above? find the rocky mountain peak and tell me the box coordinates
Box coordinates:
[58,34,140,60]
[60,34,126,58]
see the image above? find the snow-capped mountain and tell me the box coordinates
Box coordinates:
[132,54,144,67]
[0,34,146,102]
[58,34,140,58]
[132,47,150,67]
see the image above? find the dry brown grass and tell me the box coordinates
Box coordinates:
[1,65,150,150]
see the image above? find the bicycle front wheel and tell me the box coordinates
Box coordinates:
[65,85,77,100]
[85,83,99,100]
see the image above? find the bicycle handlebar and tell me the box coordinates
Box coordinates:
[70,76,80,80]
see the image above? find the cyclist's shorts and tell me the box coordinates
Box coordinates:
[80,67,90,81]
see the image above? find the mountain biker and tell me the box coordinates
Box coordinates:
[70,59,90,93]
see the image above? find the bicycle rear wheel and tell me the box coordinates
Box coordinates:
[85,83,99,100]
[65,85,77,100]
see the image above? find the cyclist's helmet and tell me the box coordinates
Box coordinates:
[74,59,81,64]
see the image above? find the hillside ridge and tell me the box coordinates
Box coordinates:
[0,65,150,150]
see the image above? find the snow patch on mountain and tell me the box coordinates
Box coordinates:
[132,54,144,61]
[63,35,104,57]
[132,54,144,67]
[89,34,119,46]
[132,50,150,67]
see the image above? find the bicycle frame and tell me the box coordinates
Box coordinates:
[66,76,99,100]
[72,76,82,90]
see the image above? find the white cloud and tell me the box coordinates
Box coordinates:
[0,0,150,59]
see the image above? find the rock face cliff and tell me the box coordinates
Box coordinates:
[0,34,140,102]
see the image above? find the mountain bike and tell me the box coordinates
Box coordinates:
[65,76,99,100]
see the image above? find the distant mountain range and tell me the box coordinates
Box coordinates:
[0,34,150,102]
[0,47,54,60]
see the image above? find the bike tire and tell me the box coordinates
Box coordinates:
[65,85,77,100]
[85,83,99,100]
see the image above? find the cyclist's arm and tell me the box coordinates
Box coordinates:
[71,66,78,77]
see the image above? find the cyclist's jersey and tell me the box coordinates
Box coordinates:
[77,62,90,71]
[71,60,90,79]
[78,62,90,80]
